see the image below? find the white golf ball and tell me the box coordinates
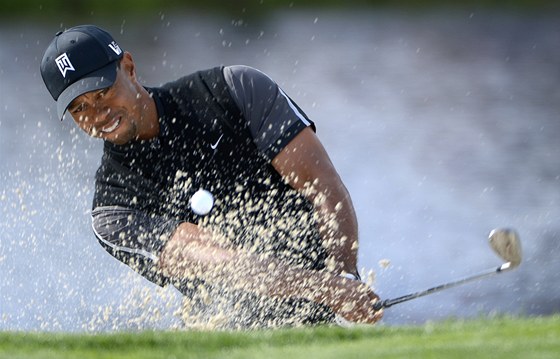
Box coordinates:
[190,189,214,215]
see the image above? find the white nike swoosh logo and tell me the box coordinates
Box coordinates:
[210,134,224,149]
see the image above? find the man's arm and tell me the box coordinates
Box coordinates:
[271,127,359,277]
[159,222,381,323]
[224,66,358,275]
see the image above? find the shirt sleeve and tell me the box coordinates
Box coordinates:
[223,65,315,159]
[92,205,180,287]
[92,206,179,261]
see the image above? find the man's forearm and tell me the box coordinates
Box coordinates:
[321,193,359,276]
[162,228,339,301]
[306,180,359,276]
[160,223,379,323]
[269,128,360,276]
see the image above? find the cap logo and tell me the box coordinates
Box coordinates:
[108,41,122,55]
[55,53,75,78]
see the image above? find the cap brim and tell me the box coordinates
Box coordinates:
[56,61,118,120]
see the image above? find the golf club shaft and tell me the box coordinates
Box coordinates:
[373,262,513,311]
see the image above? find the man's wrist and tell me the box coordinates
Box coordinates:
[339,271,361,281]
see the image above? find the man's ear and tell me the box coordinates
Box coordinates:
[120,51,136,79]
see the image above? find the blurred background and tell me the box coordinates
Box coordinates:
[1,0,559,331]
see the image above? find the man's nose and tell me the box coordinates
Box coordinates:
[92,105,111,120]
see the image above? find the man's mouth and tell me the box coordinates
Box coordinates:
[101,117,121,133]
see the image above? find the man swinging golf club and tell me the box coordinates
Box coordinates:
[40,24,383,328]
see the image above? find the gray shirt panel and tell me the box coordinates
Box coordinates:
[223,65,314,159]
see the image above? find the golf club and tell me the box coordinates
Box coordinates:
[372,228,522,311]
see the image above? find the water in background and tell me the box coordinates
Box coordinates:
[1,9,559,331]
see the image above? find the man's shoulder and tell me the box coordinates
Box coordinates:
[223,65,275,89]
[223,65,268,79]
[149,66,264,101]
[157,66,242,119]
[159,66,225,91]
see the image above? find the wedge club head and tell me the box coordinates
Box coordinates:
[489,228,522,268]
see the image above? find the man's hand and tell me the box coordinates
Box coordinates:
[333,280,383,324]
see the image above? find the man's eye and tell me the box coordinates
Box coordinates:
[98,88,110,98]
[72,104,86,113]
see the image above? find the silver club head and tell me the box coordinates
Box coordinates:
[488,228,522,268]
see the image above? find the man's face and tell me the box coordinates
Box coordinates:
[67,61,141,145]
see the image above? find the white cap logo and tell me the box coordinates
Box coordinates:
[108,41,122,55]
[55,53,75,78]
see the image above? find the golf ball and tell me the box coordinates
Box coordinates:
[190,189,214,215]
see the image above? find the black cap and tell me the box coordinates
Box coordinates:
[40,25,124,120]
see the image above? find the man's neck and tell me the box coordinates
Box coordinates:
[136,87,159,140]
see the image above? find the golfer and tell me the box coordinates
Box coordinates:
[40,24,382,328]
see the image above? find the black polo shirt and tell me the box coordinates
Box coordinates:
[92,66,327,274]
